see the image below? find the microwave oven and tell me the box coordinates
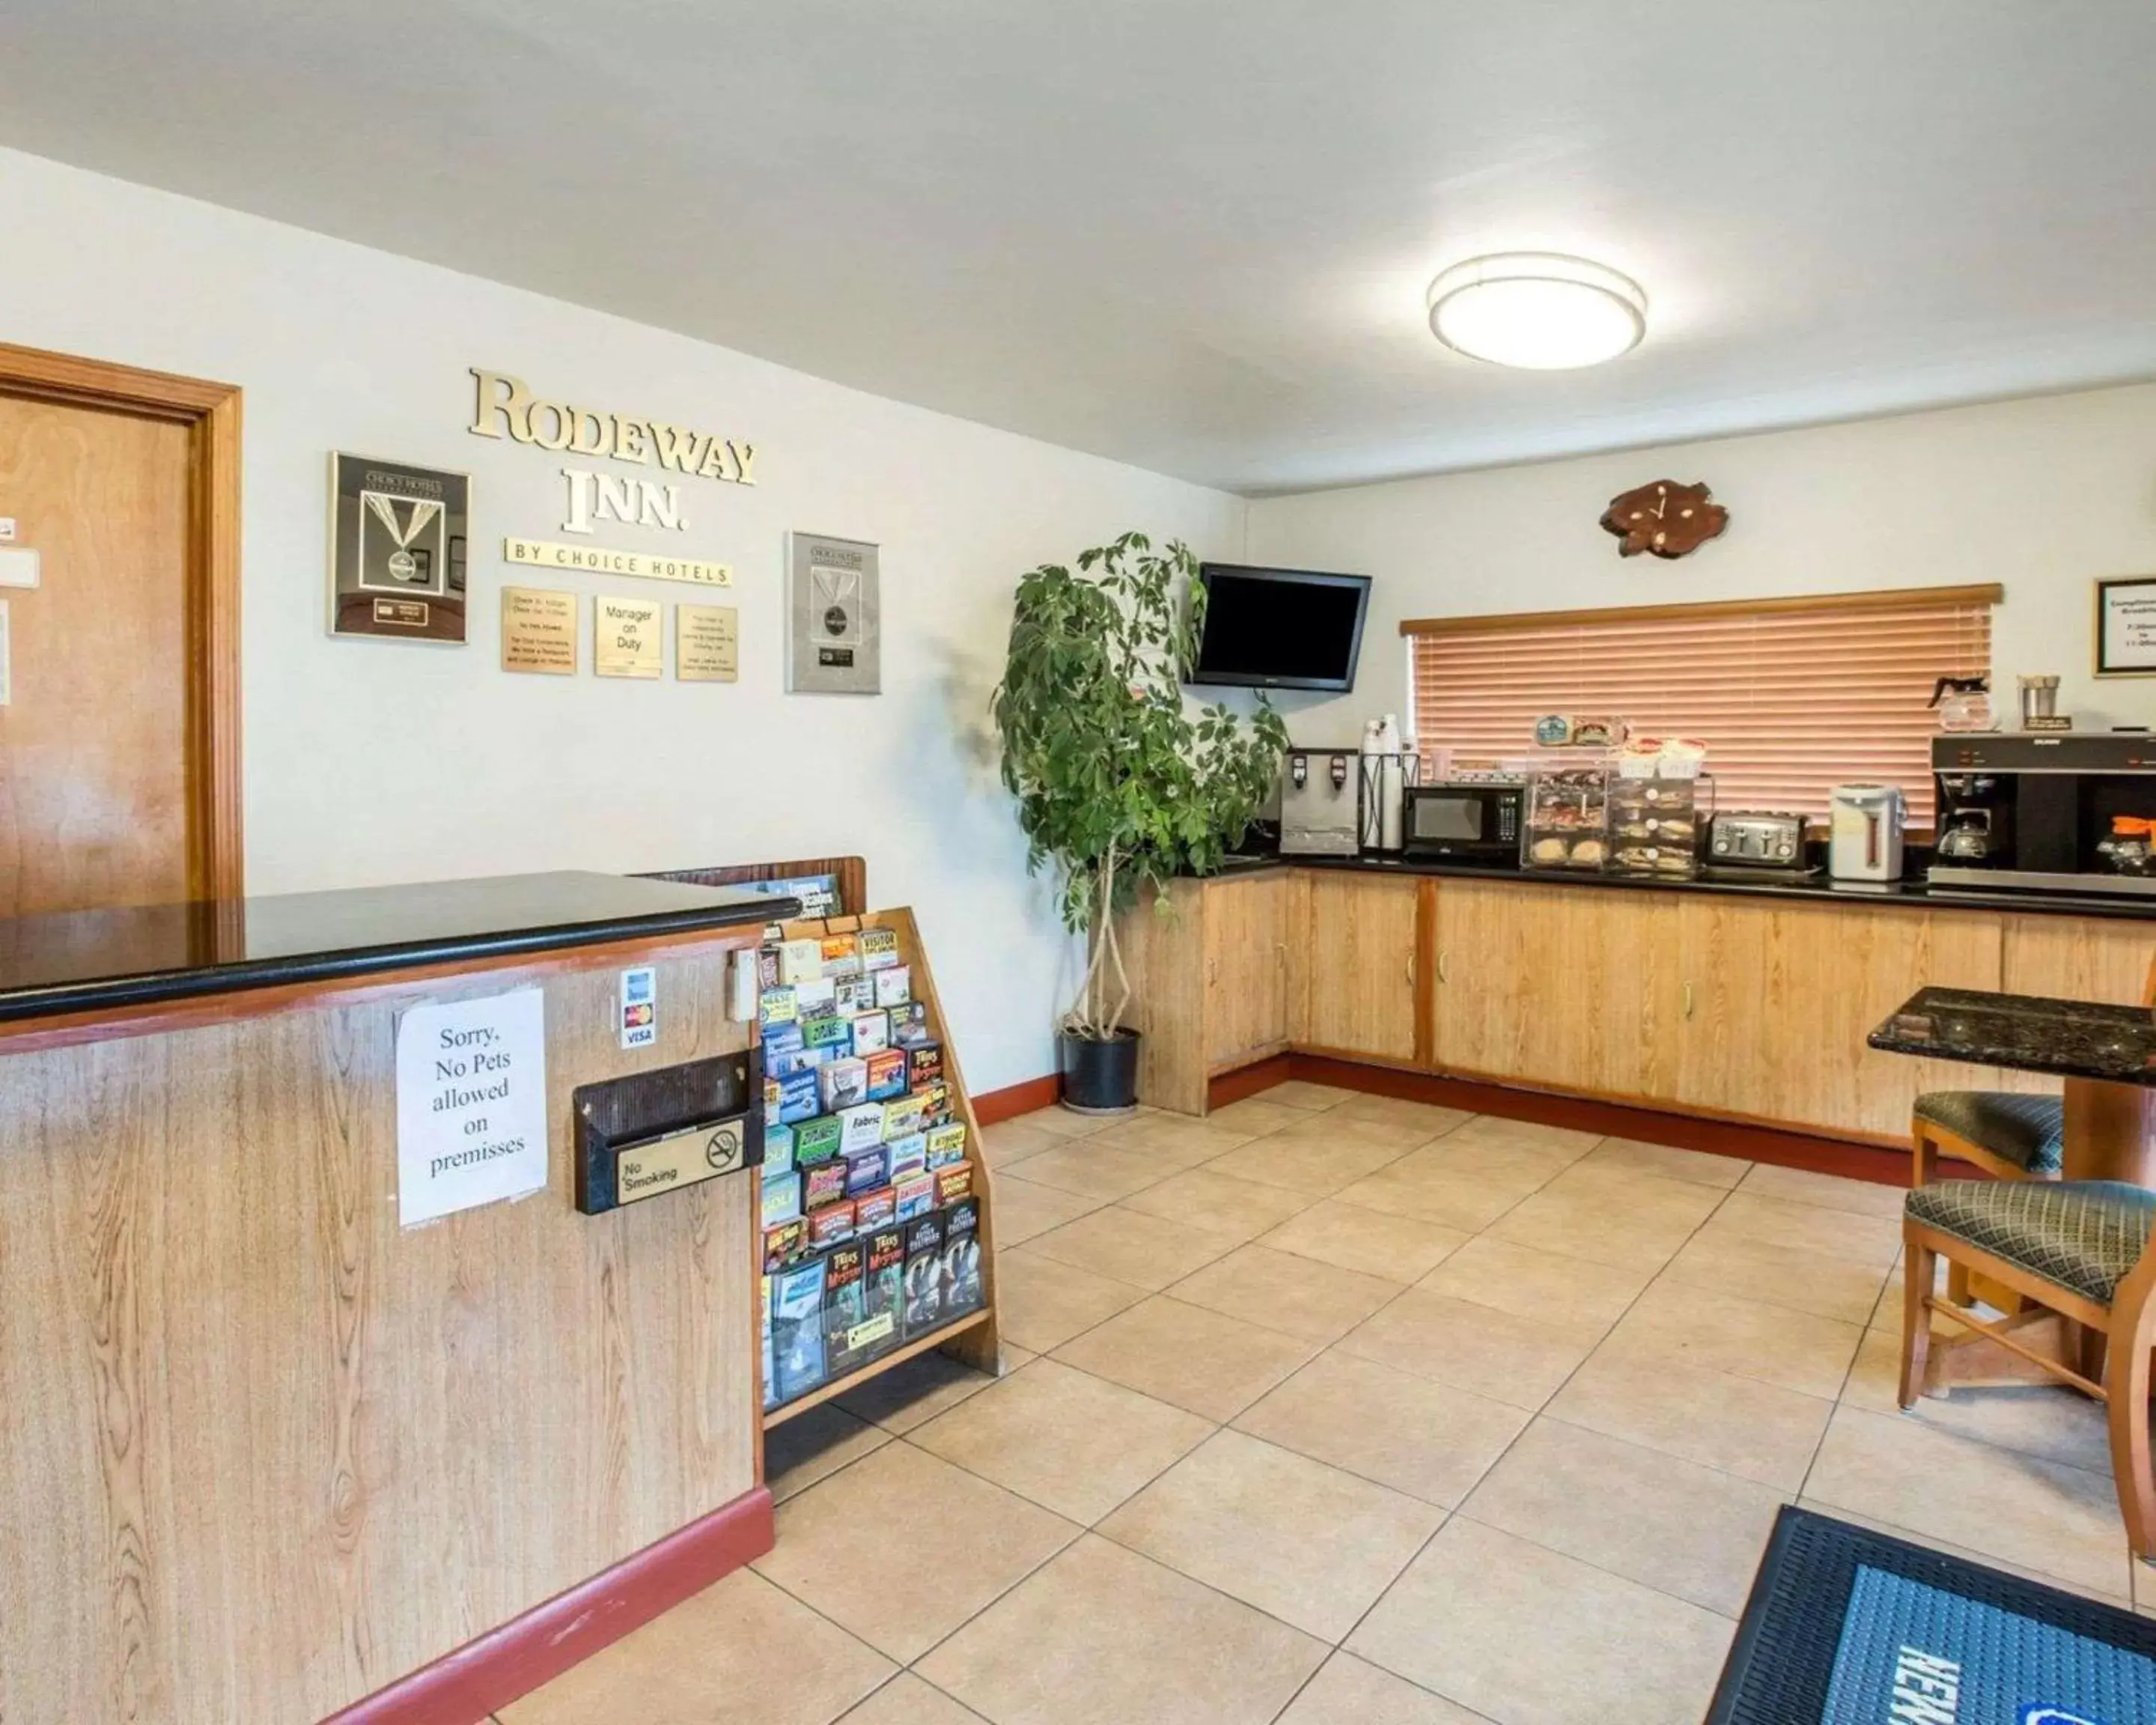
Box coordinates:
[1402,782,1524,865]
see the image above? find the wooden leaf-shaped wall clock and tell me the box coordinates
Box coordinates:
[1601,480,1728,559]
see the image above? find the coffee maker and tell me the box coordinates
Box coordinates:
[1928,734,2156,895]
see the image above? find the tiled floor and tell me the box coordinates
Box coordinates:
[499,1084,2151,1725]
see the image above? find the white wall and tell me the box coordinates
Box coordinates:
[0,146,1244,1092]
[1246,385,2156,746]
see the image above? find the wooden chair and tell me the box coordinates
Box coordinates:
[1901,1179,2156,1561]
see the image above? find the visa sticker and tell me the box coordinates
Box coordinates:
[619,965,657,1048]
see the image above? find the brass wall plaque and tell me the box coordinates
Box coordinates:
[505,537,733,588]
[676,603,740,683]
[594,596,663,679]
[501,586,578,675]
[615,1117,748,1206]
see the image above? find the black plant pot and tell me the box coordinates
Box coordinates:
[1059,1027,1141,1114]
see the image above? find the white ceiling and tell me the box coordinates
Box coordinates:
[3,1,2154,495]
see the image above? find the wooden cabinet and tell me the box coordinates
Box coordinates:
[1296,871,1421,1063]
[1432,880,1684,1101]
[2000,916,2154,1006]
[1203,871,1293,1068]
[1676,898,2003,1138]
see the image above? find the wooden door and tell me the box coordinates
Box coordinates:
[0,346,240,916]
[1431,880,1684,1100]
[1297,871,1419,1062]
[1203,872,1291,1068]
[1677,898,2003,1137]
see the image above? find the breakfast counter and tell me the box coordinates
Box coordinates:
[1121,856,2156,1141]
[0,871,786,1724]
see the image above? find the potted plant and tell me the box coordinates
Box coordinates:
[992,532,1288,1112]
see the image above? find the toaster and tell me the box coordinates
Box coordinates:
[1706,811,1808,871]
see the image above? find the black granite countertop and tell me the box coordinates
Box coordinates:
[1209,851,2156,922]
[0,871,789,1027]
[1869,986,2156,1084]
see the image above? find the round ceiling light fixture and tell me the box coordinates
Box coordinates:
[1425,252,1647,369]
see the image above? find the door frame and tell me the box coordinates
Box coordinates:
[0,340,243,899]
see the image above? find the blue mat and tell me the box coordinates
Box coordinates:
[1710,1506,2156,1724]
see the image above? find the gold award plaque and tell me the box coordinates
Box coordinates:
[676,603,740,683]
[594,594,664,679]
[501,586,578,675]
[615,1119,747,1206]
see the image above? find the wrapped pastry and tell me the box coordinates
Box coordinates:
[1571,838,1607,867]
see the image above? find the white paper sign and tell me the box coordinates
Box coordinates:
[0,547,38,588]
[395,987,549,1226]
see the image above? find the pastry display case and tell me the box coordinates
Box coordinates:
[1522,766,1612,871]
[1609,775,1711,879]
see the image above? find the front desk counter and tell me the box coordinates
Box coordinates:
[0,871,784,1725]
[1119,852,2156,1144]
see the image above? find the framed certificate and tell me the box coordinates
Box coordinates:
[787,532,881,694]
[328,453,469,644]
[2096,576,2156,677]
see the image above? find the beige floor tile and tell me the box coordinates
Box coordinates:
[1602,1280,1863,1400]
[1278,1653,1493,1724]
[835,1348,1000,1435]
[1087,1111,1258,1166]
[501,1569,893,1725]
[910,1357,1213,1523]
[1482,1168,1720,1272]
[987,1175,1106,1247]
[1261,1110,1453,1154]
[1055,1295,1318,1421]
[1101,1429,1445,1640]
[1201,1131,1413,1195]
[1169,1244,1401,1343]
[1418,1236,1651,1332]
[1798,1497,2134,1605]
[755,1443,1079,1661]
[1580,1135,1751,1188]
[1236,1350,1532,1507]
[1336,1289,1601,1411]
[1805,1404,2134,1598]
[918,1534,1326,1725]
[1005,1104,1118,1140]
[1737,1160,1907,1219]
[1262,1080,1360,1110]
[766,1402,895,1503]
[1118,1167,1321,1241]
[1435,1113,1602,1166]
[1335,1151,1547,1232]
[1206,1095,1324,1136]
[1659,1226,1892,1326]
[1692,1192,1901,1270]
[1332,1092,1476,1137]
[1546,1348,1833,1489]
[1259,1198,1470,1282]
[1839,1327,2113,1476]
[991,1249,1147,1353]
[836,1674,990,1725]
[1461,1419,1788,1616]
[1022,1204,1243,1291]
[1002,1141,1175,1202]
[1347,1519,1734,1725]
[979,1119,1061,1169]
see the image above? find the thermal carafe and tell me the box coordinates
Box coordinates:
[1827,783,1906,882]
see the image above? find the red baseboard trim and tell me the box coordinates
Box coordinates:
[1221,1055,1982,1188]
[321,1484,773,1725]
[974,1072,1060,1125]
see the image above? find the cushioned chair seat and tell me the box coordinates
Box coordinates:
[1905,1180,2156,1305]
[1913,1090,2067,1175]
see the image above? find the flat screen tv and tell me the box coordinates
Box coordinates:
[1189,563,1372,693]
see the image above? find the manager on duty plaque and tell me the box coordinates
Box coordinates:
[329,453,469,643]
[787,532,880,694]
[501,587,578,674]
[595,594,664,678]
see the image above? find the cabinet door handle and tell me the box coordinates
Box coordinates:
[1405,952,1416,988]
[1437,951,1450,985]
[1682,981,1696,1020]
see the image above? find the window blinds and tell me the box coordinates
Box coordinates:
[1404,586,1998,827]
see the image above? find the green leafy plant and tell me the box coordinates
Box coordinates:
[992,532,1288,1041]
